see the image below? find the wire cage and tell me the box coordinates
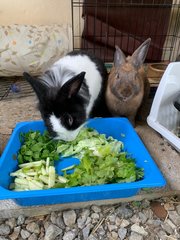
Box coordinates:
[72,0,180,63]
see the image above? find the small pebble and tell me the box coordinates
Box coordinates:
[91,206,101,213]
[26,222,40,234]
[168,210,180,226]
[9,226,21,240]
[63,210,76,226]
[82,224,92,239]
[116,205,133,219]
[0,224,11,236]
[120,219,130,228]
[111,231,118,239]
[5,218,16,229]
[44,224,62,240]
[129,232,144,240]
[0,237,10,240]
[28,233,38,240]
[91,213,99,220]
[20,229,31,239]
[17,215,25,226]
[118,227,127,240]
[63,230,76,240]
[131,224,148,236]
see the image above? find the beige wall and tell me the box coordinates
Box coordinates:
[0,0,72,25]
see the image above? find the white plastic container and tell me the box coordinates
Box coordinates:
[147,62,180,152]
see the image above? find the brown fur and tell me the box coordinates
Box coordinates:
[105,39,151,126]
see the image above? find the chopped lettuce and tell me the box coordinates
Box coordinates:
[56,127,123,159]
[63,147,143,187]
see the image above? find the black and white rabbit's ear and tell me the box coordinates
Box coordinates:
[114,45,126,68]
[58,71,86,99]
[23,72,48,103]
[131,38,151,69]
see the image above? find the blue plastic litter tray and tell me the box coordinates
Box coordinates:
[0,118,166,206]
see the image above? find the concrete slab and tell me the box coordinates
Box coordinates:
[0,95,179,218]
[136,124,180,190]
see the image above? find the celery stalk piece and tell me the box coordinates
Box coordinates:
[58,175,68,183]
[48,166,56,188]
[28,180,44,190]
[39,175,49,185]
[19,160,45,168]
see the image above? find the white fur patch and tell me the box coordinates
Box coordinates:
[50,114,83,141]
[41,66,74,88]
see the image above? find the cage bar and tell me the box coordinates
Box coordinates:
[72,0,180,63]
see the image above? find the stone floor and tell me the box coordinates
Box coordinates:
[0,93,179,218]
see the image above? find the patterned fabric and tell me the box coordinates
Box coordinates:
[0,24,72,76]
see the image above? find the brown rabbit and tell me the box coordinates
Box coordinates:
[105,38,151,126]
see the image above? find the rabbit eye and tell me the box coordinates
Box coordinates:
[68,115,73,126]
[63,113,73,126]
[116,73,119,79]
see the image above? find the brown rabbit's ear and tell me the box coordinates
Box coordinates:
[130,38,151,69]
[114,45,126,68]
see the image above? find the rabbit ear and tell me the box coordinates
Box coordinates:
[131,38,151,69]
[58,71,86,99]
[114,45,126,68]
[23,72,48,103]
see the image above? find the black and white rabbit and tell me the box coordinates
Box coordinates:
[23,51,109,141]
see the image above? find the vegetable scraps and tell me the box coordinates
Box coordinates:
[10,127,144,191]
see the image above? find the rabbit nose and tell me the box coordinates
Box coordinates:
[49,130,58,139]
[46,125,58,138]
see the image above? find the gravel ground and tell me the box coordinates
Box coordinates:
[0,196,179,240]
